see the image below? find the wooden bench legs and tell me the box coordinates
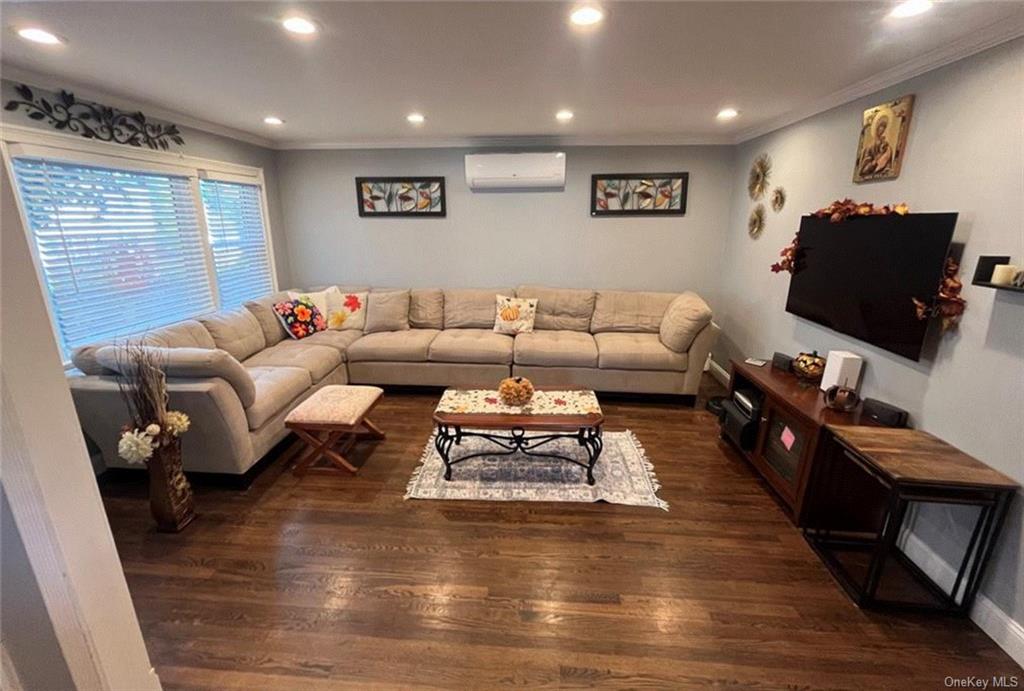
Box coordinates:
[289,418,386,477]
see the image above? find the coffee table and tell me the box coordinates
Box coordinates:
[432,389,604,484]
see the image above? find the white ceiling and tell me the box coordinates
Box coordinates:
[2,1,1022,149]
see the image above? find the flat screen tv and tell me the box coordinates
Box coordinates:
[785,213,957,361]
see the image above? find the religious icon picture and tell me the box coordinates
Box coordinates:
[853,95,914,183]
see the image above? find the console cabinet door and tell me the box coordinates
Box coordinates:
[753,401,813,506]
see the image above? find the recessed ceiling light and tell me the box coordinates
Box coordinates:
[556,109,575,122]
[716,108,739,121]
[263,116,284,126]
[889,0,933,18]
[16,27,64,45]
[570,6,604,26]
[406,112,425,125]
[281,16,317,34]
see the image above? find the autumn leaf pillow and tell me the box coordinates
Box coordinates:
[324,287,367,331]
[493,295,537,335]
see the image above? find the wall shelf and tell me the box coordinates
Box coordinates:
[971,255,1024,293]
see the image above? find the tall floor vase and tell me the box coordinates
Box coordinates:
[148,438,196,532]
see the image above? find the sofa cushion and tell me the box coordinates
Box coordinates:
[299,329,363,358]
[514,330,598,368]
[410,288,444,329]
[364,290,411,333]
[198,308,266,361]
[429,329,513,365]
[590,290,677,333]
[327,288,368,331]
[244,291,293,347]
[71,342,117,375]
[243,342,342,383]
[659,292,713,352]
[95,345,256,407]
[244,366,312,430]
[443,288,511,329]
[516,285,596,331]
[142,320,216,349]
[346,329,440,362]
[594,332,688,371]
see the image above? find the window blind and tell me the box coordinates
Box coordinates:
[11,157,216,360]
[199,178,274,308]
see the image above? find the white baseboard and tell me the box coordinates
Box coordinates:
[900,530,1024,667]
[708,357,730,386]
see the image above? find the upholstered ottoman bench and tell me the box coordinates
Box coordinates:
[285,385,386,476]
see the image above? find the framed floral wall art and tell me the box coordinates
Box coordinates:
[590,173,688,216]
[356,177,446,217]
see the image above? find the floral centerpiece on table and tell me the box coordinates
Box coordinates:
[115,343,196,532]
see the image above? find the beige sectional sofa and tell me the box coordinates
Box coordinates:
[68,285,718,476]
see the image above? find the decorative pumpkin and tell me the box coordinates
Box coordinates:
[498,376,534,406]
[499,303,521,322]
[792,351,827,383]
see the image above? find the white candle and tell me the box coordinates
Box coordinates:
[991,264,1019,285]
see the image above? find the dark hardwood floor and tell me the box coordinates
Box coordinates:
[100,376,1020,689]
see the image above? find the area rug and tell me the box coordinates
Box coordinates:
[404,429,667,510]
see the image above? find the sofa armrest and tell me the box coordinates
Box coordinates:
[681,321,721,396]
[94,346,256,408]
[68,374,255,474]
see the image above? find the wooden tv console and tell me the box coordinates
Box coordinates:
[723,359,875,524]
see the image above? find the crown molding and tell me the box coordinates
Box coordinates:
[0,64,276,149]
[732,17,1024,144]
[274,133,734,151]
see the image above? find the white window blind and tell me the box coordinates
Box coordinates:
[199,178,274,308]
[11,156,216,360]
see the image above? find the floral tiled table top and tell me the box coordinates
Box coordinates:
[435,389,602,416]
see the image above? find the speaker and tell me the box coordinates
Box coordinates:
[771,352,793,372]
[862,398,909,428]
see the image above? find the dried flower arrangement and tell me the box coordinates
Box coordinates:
[913,257,967,332]
[115,343,195,531]
[747,154,771,200]
[771,234,800,274]
[813,198,909,223]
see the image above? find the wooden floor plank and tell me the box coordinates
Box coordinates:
[99,376,1021,689]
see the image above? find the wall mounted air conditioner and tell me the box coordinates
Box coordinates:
[464,152,566,190]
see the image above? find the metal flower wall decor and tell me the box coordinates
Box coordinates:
[748,204,766,238]
[747,153,771,200]
[4,84,185,150]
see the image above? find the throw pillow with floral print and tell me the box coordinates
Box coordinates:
[273,297,327,340]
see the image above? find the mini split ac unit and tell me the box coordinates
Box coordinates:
[464,152,566,190]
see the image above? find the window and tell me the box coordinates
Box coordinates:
[199,178,274,308]
[6,137,276,364]
[11,157,217,360]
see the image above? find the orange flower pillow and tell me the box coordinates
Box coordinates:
[273,297,327,340]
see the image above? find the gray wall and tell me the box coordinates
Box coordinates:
[276,145,734,301]
[714,39,1024,624]
[0,78,293,287]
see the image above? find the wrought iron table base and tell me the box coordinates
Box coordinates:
[434,425,603,485]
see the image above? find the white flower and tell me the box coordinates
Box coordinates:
[145,423,161,437]
[164,410,191,437]
[118,429,155,465]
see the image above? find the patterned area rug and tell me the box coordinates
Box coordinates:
[405,429,667,510]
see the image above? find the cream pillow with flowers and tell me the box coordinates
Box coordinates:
[494,294,537,335]
[325,286,367,331]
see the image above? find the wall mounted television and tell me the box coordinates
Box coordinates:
[785,213,957,361]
